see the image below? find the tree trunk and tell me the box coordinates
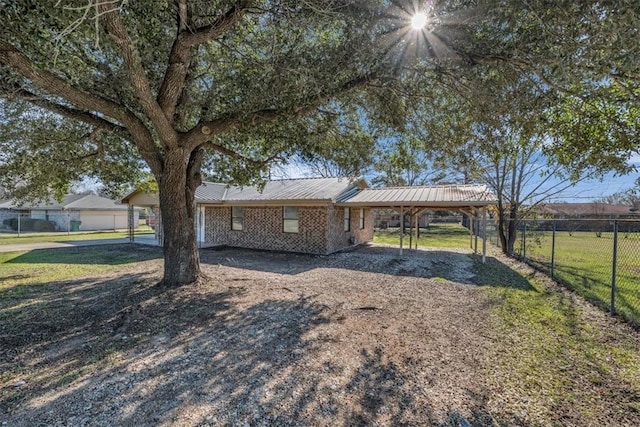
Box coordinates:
[505,217,517,255]
[498,205,518,256]
[156,148,203,287]
[498,217,508,254]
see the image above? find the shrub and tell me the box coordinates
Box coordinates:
[19,218,37,231]
[33,219,56,232]
[3,218,16,230]
[0,218,55,231]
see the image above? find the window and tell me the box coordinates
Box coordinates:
[283,206,299,233]
[231,206,244,231]
[359,208,365,229]
[344,207,350,231]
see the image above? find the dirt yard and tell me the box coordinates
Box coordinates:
[1,244,639,426]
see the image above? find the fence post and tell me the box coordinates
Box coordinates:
[17,213,21,237]
[523,221,527,261]
[469,216,474,249]
[399,206,404,256]
[611,220,618,316]
[551,220,556,279]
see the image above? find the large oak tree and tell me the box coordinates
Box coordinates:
[2,0,480,286]
[3,1,638,283]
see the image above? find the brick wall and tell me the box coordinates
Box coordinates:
[150,204,374,255]
[204,205,329,254]
[326,206,374,254]
[351,207,374,245]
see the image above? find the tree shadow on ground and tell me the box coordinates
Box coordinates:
[2,244,161,266]
[202,245,535,290]
[551,265,640,327]
[473,256,536,291]
[1,271,519,426]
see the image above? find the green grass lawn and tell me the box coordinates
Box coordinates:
[475,255,640,423]
[0,227,154,245]
[0,245,161,288]
[518,230,640,325]
[374,223,473,249]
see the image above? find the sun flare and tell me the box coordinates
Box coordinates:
[411,12,427,30]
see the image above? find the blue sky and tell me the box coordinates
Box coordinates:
[549,154,640,202]
[551,172,637,202]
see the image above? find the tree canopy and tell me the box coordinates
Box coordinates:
[2,0,466,285]
[1,1,639,283]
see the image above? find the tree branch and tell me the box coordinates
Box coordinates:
[183,1,253,47]
[182,74,373,150]
[157,1,252,122]
[1,40,124,124]
[11,87,130,139]
[202,141,280,167]
[98,2,177,145]
[0,40,164,175]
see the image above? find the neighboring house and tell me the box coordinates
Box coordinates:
[535,202,638,219]
[123,178,496,256]
[528,202,640,233]
[0,194,138,231]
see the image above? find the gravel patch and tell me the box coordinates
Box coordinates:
[4,244,633,426]
[1,245,490,426]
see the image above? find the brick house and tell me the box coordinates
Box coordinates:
[123,177,374,255]
[124,179,496,258]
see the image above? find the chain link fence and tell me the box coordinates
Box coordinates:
[505,218,640,326]
[0,209,143,235]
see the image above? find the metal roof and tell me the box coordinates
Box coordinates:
[188,177,365,204]
[194,182,227,203]
[337,184,497,207]
[120,178,496,209]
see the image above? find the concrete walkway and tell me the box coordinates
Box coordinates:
[0,235,158,253]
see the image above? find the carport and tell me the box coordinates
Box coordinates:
[336,184,498,263]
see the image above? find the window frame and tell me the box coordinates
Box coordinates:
[283,206,299,233]
[231,206,244,231]
[359,208,365,229]
[344,207,351,232]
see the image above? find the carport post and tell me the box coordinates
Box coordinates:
[482,207,487,264]
[17,212,21,237]
[399,206,404,256]
[414,210,419,250]
[408,211,413,249]
[474,209,478,255]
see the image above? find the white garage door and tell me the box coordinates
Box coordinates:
[79,213,127,230]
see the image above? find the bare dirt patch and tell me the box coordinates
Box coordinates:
[1,244,639,426]
[1,245,492,426]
